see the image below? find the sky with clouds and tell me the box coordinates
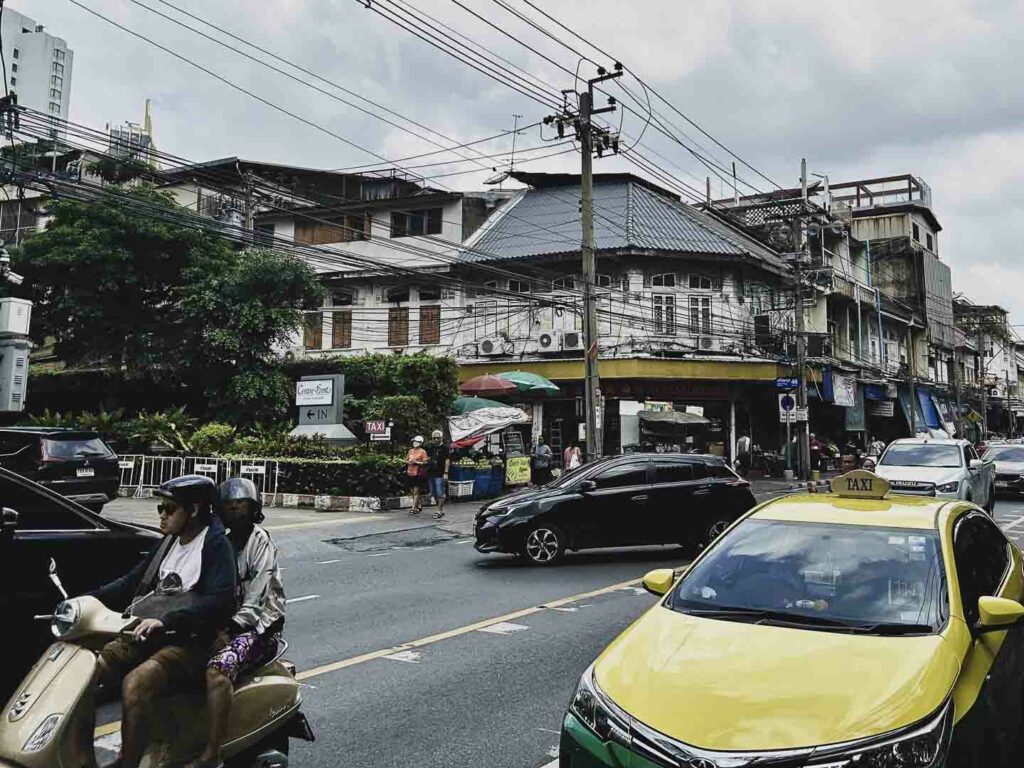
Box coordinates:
[11,0,1024,322]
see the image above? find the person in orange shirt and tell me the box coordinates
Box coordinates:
[406,435,429,514]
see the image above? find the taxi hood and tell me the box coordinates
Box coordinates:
[595,606,958,752]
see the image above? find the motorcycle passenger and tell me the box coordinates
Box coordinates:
[90,475,237,768]
[192,478,286,768]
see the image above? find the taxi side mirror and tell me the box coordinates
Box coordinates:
[642,568,676,597]
[976,596,1024,633]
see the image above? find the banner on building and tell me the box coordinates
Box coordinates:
[868,400,895,417]
[832,373,857,407]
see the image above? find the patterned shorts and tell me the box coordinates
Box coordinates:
[206,630,278,683]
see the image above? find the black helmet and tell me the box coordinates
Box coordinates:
[218,477,264,524]
[154,474,218,513]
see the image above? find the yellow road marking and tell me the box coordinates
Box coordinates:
[94,573,659,737]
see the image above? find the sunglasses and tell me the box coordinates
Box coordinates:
[157,502,183,517]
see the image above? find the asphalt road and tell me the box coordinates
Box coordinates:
[96,492,1024,768]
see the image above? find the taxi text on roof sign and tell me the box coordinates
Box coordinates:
[829,469,891,499]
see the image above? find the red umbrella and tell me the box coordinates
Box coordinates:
[460,374,517,397]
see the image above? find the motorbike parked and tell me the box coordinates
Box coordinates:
[0,560,313,768]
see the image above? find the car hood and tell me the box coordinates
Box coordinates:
[594,606,958,751]
[873,465,962,484]
[992,461,1024,474]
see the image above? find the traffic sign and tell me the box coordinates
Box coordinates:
[775,377,799,390]
[779,393,796,412]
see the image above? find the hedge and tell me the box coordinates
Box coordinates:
[269,456,407,497]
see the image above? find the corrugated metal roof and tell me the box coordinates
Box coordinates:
[462,177,785,270]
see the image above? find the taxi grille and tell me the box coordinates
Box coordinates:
[888,480,936,496]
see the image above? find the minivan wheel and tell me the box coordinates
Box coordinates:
[522,525,565,565]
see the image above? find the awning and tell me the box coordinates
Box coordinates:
[638,411,710,426]
[864,384,887,401]
[448,406,530,445]
[917,390,942,430]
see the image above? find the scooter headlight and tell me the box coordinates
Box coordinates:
[51,600,79,639]
[22,713,62,753]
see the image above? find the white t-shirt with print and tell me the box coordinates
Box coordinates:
[157,527,208,593]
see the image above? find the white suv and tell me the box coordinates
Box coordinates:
[872,438,996,513]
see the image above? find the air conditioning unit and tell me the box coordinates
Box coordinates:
[561,331,584,351]
[697,336,720,352]
[537,330,558,353]
[282,345,306,362]
[479,337,505,356]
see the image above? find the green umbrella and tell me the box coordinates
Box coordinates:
[452,396,509,415]
[496,371,560,393]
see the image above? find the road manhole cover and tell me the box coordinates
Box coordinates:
[326,527,465,553]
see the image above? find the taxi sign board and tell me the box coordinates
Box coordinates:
[830,469,891,499]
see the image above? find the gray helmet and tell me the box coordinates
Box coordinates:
[217,477,264,524]
[154,475,217,519]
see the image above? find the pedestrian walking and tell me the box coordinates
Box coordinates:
[809,433,823,472]
[736,433,752,477]
[406,435,429,514]
[426,429,450,520]
[532,435,553,485]
[563,441,582,471]
[868,436,886,458]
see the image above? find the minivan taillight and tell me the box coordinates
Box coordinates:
[39,443,59,465]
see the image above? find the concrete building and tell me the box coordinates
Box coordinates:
[0,9,73,134]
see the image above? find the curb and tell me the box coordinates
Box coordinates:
[119,487,428,513]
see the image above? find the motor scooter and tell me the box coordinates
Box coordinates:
[0,560,314,768]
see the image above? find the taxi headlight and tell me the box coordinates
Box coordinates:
[569,665,631,746]
[936,481,960,494]
[810,698,952,768]
[51,600,79,639]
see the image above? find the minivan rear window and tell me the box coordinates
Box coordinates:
[43,437,113,460]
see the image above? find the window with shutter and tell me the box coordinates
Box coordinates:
[303,312,323,349]
[388,307,410,346]
[332,310,352,349]
[689,297,712,334]
[653,295,676,334]
[419,305,441,345]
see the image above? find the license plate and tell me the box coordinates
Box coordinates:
[76,467,95,478]
[997,481,1009,488]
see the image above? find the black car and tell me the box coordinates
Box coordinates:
[0,427,120,511]
[475,453,758,565]
[0,466,158,695]
[983,443,1024,495]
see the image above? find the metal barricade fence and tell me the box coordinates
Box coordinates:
[134,456,184,499]
[118,455,281,506]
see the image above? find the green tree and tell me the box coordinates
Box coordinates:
[14,185,234,376]
[181,248,324,424]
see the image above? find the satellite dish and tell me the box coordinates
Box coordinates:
[484,171,510,186]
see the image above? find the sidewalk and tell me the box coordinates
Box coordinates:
[747,471,841,496]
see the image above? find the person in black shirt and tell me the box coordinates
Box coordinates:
[426,429,451,519]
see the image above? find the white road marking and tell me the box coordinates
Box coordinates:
[537,727,561,735]
[383,650,422,664]
[455,539,474,544]
[368,553,391,558]
[286,594,321,604]
[317,559,343,564]
[620,587,649,596]
[95,732,122,752]
[547,745,559,758]
[477,621,530,636]
[1001,514,1024,532]
[411,546,432,551]
[540,759,559,768]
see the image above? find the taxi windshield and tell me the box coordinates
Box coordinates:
[669,520,946,634]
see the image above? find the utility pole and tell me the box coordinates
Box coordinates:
[907,329,917,436]
[978,320,988,441]
[545,65,622,462]
[794,159,811,481]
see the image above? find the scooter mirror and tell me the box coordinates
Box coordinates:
[48,557,68,600]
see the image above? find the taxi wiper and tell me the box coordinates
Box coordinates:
[683,607,869,632]
[854,622,935,636]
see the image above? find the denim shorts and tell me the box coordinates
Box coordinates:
[429,476,446,498]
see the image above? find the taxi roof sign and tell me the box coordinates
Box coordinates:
[830,469,891,500]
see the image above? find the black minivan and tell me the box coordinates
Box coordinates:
[0,427,120,511]
[475,453,757,565]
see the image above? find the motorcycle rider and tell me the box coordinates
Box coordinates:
[190,478,286,768]
[89,475,237,768]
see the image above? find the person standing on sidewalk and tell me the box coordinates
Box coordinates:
[406,435,429,514]
[736,433,752,477]
[426,429,450,520]
[532,435,553,485]
[563,441,582,471]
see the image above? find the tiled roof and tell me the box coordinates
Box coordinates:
[462,177,786,271]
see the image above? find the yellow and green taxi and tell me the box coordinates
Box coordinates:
[560,470,1024,767]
